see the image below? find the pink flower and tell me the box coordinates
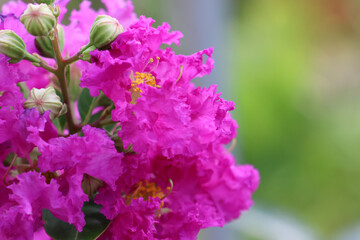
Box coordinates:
[0,172,69,240]
[119,84,237,159]
[79,15,257,238]
[80,16,183,104]
[0,108,57,160]
[30,125,124,230]
[0,56,24,111]
[97,198,161,240]
[0,1,259,238]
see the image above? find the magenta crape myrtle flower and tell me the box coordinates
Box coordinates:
[0,0,259,239]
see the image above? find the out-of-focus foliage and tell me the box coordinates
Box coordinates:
[232,0,360,237]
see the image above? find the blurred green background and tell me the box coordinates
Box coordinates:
[2,0,360,239]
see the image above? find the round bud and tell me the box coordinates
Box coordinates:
[20,4,56,36]
[82,174,104,198]
[89,15,124,49]
[35,25,64,58]
[34,0,55,5]
[0,30,27,63]
[23,87,66,120]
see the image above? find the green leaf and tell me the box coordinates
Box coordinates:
[55,88,63,101]
[53,89,66,131]
[66,65,71,86]
[78,88,94,122]
[104,123,116,132]
[89,110,102,123]
[57,114,66,131]
[43,201,110,240]
[43,209,77,240]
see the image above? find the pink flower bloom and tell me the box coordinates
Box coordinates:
[80,16,183,104]
[0,172,69,240]
[0,108,57,160]
[119,84,237,159]
[0,56,24,111]
[79,15,257,238]
[97,198,161,240]
[94,144,259,239]
[0,1,259,238]
[30,125,124,230]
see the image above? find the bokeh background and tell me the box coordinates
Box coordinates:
[2,0,360,239]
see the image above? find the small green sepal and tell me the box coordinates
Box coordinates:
[35,25,65,58]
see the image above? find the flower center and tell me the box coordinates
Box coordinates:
[129,57,161,104]
[131,72,159,93]
[125,179,173,216]
[126,180,167,204]
[125,179,173,217]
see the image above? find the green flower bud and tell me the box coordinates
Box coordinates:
[20,4,56,36]
[82,174,104,198]
[35,25,64,58]
[89,15,124,49]
[23,87,66,120]
[0,30,27,63]
[34,0,55,5]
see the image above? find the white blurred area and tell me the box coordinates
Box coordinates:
[199,208,360,240]
[199,207,318,240]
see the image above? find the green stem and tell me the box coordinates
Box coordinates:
[74,231,79,240]
[24,52,41,63]
[63,43,92,65]
[82,92,104,125]
[3,154,17,186]
[39,60,57,74]
[51,26,78,134]
[99,118,115,127]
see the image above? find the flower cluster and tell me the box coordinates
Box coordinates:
[0,0,259,239]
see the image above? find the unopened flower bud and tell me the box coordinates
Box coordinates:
[89,15,124,49]
[23,87,66,120]
[20,4,56,36]
[0,30,27,63]
[34,0,55,5]
[82,174,104,198]
[35,25,64,58]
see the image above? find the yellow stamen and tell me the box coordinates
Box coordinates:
[130,72,160,93]
[129,57,162,103]
[125,179,173,217]
[177,65,183,82]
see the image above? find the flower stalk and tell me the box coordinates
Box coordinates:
[50,23,79,133]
